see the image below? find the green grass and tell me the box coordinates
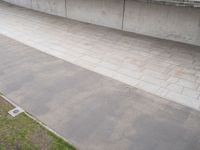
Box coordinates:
[0,96,76,150]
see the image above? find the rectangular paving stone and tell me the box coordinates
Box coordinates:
[177,79,199,90]
[167,84,184,93]
[182,88,200,99]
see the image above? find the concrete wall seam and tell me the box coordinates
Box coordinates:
[121,0,126,30]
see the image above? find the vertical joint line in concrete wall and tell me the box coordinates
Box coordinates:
[65,0,67,17]
[121,0,126,30]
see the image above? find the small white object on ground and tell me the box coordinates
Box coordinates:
[8,107,24,117]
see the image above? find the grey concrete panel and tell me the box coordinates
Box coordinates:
[1,0,13,4]
[2,0,32,8]
[32,0,66,17]
[0,35,200,150]
[18,0,32,8]
[123,0,200,46]
[66,0,124,29]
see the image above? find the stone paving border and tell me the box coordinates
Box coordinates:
[0,1,200,110]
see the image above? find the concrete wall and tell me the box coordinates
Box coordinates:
[32,0,66,17]
[3,0,66,17]
[2,0,200,46]
[3,0,32,8]
[123,0,200,46]
[66,0,124,29]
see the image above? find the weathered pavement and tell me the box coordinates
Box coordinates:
[0,35,200,150]
[0,1,200,111]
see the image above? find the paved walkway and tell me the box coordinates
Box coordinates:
[1,34,200,150]
[0,1,200,110]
